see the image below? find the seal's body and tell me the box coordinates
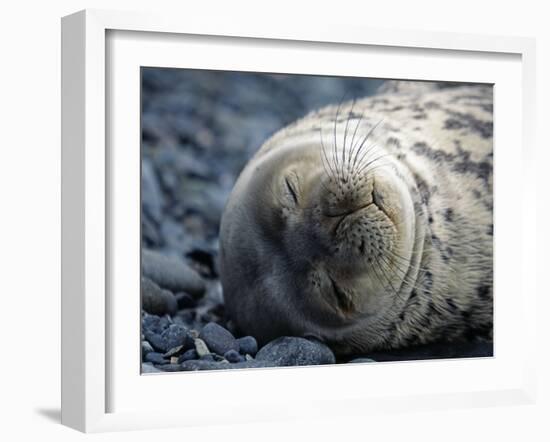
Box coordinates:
[219,82,493,355]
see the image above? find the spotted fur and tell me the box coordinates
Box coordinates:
[221,81,493,353]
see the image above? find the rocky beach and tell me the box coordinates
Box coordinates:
[140,68,492,373]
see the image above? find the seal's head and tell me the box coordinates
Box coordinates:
[219,112,422,354]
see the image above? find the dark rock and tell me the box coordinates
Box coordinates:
[175,292,196,309]
[141,341,154,359]
[159,324,193,353]
[230,360,272,370]
[144,332,166,352]
[141,277,177,315]
[200,354,215,362]
[142,249,206,297]
[179,360,223,371]
[256,337,336,366]
[178,349,198,363]
[141,158,163,224]
[145,352,168,365]
[224,349,243,363]
[157,364,184,372]
[141,313,170,334]
[141,363,162,374]
[348,358,376,363]
[199,323,239,356]
[163,345,185,358]
[212,354,226,362]
[237,336,258,356]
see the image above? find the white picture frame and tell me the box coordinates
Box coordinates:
[61,9,537,433]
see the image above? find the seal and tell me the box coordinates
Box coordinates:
[219,81,493,355]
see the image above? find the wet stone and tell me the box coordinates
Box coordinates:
[142,249,206,297]
[157,364,184,372]
[237,336,258,356]
[348,358,376,363]
[141,341,154,359]
[159,324,193,353]
[255,337,336,367]
[224,349,243,363]
[145,352,168,365]
[199,322,239,356]
[194,338,210,358]
[142,363,162,374]
[141,278,178,316]
[178,349,198,363]
[179,360,223,371]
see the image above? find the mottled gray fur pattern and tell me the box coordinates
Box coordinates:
[220,81,493,354]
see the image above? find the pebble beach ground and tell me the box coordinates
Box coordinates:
[140,69,492,373]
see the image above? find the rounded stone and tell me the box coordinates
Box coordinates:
[348,358,376,363]
[237,336,258,356]
[255,337,336,367]
[145,352,168,365]
[179,360,223,371]
[141,341,154,359]
[194,338,210,358]
[141,277,178,316]
[198,323,239,356]
[224,349,243,363]
[142,249,206,297]
[178,349,198,363]
[141,363,162,374]
[159,324,193,353]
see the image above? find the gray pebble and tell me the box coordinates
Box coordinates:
[194,338,210,357]
[229,360,272,370]
[237,336,258,356]
[144,332,166,353]
[160,324,193,352]
[145,352,168,365]
[157,364,185,372]
[180,360,223,371]
[141,341,154,358]
[348,358,376,363]
[199,322,239,356]
[141,278,177,316]
[178,349,198,363]
[256,337,336,367]
[163,344,185,358]
[142,249,206,297]
[141,363,162,374]
[141,158,163,224]
[142,313,170,334]
[224,349,243,363]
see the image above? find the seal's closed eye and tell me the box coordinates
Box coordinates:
[284,176,299,205]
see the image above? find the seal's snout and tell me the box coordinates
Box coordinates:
[319,174,374,219]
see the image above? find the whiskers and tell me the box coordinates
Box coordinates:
[317,99,424,308]
[318,98,392,195]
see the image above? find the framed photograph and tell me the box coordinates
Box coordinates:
[61,9,537,432]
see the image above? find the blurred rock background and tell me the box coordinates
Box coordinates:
[140,68,385,371]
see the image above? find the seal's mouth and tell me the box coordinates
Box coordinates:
[328,202,372,235]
